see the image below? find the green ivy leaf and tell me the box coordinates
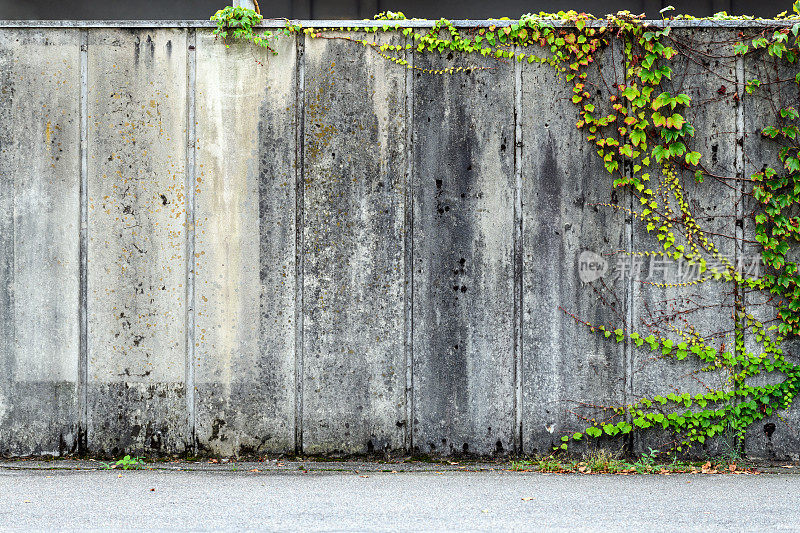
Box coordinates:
[585,426,602,438]
[685,151,701,165]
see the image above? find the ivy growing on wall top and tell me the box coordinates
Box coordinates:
[212,5,800,455]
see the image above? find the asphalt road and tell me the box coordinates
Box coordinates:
[0,465,798,531]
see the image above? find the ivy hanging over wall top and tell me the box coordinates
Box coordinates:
[211,5,800,457]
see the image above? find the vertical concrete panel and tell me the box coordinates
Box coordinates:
[0,31,11,452]
[194,32,296,456]
[86,29,189,455]
[743,44,800,460]
[0,29,81,455]
[302,33,406,454]
[630,30,738,455]
[412,53,515,456]
[521,49,628,455]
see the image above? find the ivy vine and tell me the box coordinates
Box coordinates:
[211,5,284,54]
[212,5,800,456]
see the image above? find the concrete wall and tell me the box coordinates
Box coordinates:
[0,22,797,459]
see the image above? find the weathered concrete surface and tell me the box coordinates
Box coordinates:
[742,42,800,461]
[412,52,516,456]
[301,33,407,454]
[630,30,739,455]
[0,29,81,455]
[521,47,628,455]
[2,24,800,459]
[194,32,297,456]
[86,29,189,455]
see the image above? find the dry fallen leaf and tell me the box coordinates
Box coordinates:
[359,475,369,478]
[729,464,736,472]
[521,497,535,501]
[250,469,261,472]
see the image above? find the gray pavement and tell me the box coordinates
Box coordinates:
[0,461,799,531]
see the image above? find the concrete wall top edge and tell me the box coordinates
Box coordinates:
[0,19,796,28]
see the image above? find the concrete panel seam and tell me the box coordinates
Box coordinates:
[734,54,745,312]
[624,45,635,453]
[734,53,745,310]
[403,38,415,453]
[78,28,89,453]
[625,167,635,453]
[294,34,306,455]
[734,52,746,451]
[734,53,746,276]
[185,28,198,452]
[513,48,524,454]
